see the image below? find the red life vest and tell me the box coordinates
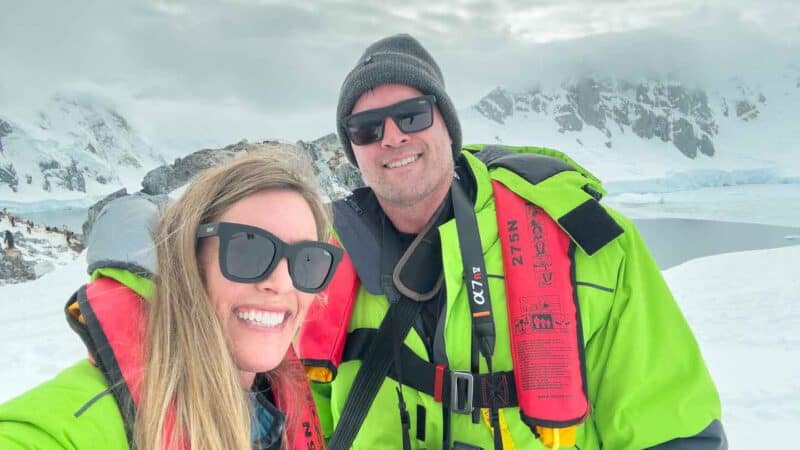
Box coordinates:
[66,277,325,450]
[297,180,590,445]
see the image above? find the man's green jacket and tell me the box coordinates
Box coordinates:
[310,146,725,449]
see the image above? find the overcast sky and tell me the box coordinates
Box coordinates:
[1,0,798,152]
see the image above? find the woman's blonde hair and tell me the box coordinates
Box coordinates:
[134,149,329,450]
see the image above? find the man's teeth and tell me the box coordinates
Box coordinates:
[236,310,286,327]
[385,155,420,169]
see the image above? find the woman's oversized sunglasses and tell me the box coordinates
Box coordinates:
[197,222,343,293]
[343,95,436,146]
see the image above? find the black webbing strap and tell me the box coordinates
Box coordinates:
[326,299,422,450]
[451,179,504,450]
[342,329,519,410]
[451,179,496,358]
[327,218,425,450]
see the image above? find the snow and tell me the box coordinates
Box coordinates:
[0,92,166,202]
[1,192,798,447]
[1,69,799,447]
[607,183,800,227]
[0,214,82,285]
[664,246,800,448]
[460,68,800,191]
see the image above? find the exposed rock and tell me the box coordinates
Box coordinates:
[736,100,759,121]
[138,135,361,200]
[0,164,18,192]
[0,119,11,137]
[699,134,715,157]
[473,78,722,159]
[474,88,514,124]
[63,160,86,192]
[555,110,583,133]
[141,142,250,195]
[39,159,86,193]
[571,78,607,132]
[673,118,698,158]
[0,118,12,153]
[0,251,36,285]
[84,134,361,240]
[295,133,364,196]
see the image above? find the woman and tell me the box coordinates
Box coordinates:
[0,150,340,450]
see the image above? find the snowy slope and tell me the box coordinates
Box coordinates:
[0,214,82,285]
[460,68,800,190]
[1,242,797,448]
[664,246,800,448]
[0,92,167,202]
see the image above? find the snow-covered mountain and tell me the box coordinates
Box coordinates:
[461,68,800,186]
[0,93,167,201]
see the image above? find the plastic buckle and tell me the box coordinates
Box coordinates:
[450,371,474,415]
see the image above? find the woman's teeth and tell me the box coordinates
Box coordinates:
[236,310,286,327]
[385,154,420,168]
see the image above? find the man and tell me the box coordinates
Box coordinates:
[297,34,726,449]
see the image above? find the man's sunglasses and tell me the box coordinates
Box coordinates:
[343,95,436,146]
[197,222,343,293]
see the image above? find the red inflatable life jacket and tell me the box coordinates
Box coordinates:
[66,277,325,450]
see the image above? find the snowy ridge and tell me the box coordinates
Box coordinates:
[0,92,166,201]
[461,68,800,186]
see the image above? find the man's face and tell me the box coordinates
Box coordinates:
[350,84,454,208]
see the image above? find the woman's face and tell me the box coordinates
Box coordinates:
[198,189,318,387]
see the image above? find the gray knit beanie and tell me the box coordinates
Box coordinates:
[337,34,462,167]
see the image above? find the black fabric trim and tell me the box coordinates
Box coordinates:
[648,420,728,450]
[582,184,603,201]
[86,260,154,279]
[558,199,624,256]
[74,382,117,418]
[251,374,286,450]
[342,329,518,410]
[327,298,424,450]
[575,281,615,293]
[415,405,426,441]
[332,189,384,295]
[474,145,576,185]
[76,286,137,445]
[65,286,96,364]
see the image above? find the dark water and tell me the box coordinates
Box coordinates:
[633,218,800,269]
[6,208,88,234]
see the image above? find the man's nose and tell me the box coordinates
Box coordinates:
[381,117,410,148]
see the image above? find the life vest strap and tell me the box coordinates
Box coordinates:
[342,329,518,411]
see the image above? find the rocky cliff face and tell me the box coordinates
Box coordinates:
[473,77,769,159]
[139,135,362,198]
[82,136,363,236]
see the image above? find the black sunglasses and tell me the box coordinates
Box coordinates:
[343,95,436,146]
[197,222,343,293]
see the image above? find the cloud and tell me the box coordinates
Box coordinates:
[0,0,797,148]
